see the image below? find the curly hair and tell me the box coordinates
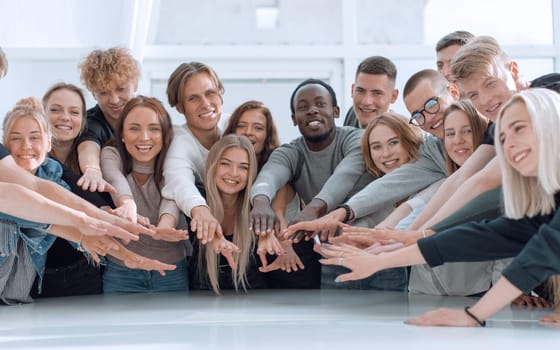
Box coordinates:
[79,47,140,93]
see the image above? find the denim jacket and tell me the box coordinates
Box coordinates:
[0,158,70,290]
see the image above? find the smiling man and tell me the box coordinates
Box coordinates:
[343,56,399,129]
[76,47,140,193]
[250,79,382,289]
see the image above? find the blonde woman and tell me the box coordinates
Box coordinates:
[316,88,560,326]
[191,134,265,293]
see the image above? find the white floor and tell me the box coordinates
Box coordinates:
[0,290,558,349]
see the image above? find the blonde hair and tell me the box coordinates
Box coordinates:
[496,88,560,307]
[200,134,257,294]
[79,47,140,93]
[496,88,560,306]
[3,97,51,168]
[361,112,422,177]
[443,100,488,175]
[451,36,510,83]
[0,47,7,78]
[496,88,560,219]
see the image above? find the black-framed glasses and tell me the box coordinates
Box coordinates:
[409,96,440,126]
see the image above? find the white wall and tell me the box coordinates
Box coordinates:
[1,0,558,141]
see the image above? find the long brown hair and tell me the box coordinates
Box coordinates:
[443,100,488,175]
[224,100,280,171]
[112,96,174,190]
[42,82,87,174]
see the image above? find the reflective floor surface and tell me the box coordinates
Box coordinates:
[0,290,558,349]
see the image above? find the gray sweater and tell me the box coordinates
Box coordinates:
[347,133,447,219]
[251,127,373,211]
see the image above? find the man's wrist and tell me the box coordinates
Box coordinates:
[335,204,354,223]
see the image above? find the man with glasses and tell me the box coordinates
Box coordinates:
[406,36,527,233]
[285,69,454,240]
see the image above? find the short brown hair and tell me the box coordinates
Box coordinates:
[451,36,509,82]
[403,69,448,100]
[166,62,224,111]
[435,31,475,52]
[79,47,140,93]
[443,100,488,175]
[355,56,397,83]
[361,112,422,177]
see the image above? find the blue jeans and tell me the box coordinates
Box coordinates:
[103,259,189,294]
[321,265,408,291]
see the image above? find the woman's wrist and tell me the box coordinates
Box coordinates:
[464,306,486,327]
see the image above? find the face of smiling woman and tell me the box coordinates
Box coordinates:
[499,100,538,177]
[6,116,50,174]
[368,123,409,174]
[121,106,163,167]
[214,147,250,197]
[444,109,474,167]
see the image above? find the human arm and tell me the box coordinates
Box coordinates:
[406,277,522,327]
[150,213,189,242]
[314,242,427,282]
[377,203,414,228]
[162,127,221,243]
[76,141,116,193]
[271,184,296,231]
[250,145,298,234]
[346,135,447,220]
[100,146,139,222]
[0,155,151,239]
[329,223,435,248]
[409,149,499,230]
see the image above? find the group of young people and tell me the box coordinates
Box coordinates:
[1,30,560,328]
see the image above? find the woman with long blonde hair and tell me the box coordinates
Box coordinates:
[316,88,560,325]
[192,134,265,293]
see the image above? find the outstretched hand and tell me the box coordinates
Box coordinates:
[77,167,116,194]
[512,294,553,308]
[190,206,223,244]
[405,308,479,327]
[314,243,379,282]
[150,226,189,242]
[249,195,279,236]
[257,233,285,268]
[112,242,177,276]
[259,240,304,273]
[283,214,341,243]
[80,235,121,263]
[208,237,240,270]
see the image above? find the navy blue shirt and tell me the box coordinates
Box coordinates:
[0,143,9,159]
[419,192,560,293]
[481,121,495,146]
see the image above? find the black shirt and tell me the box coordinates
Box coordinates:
[481,121,496,146]
[77,105,114,148]
[418,192,560,294]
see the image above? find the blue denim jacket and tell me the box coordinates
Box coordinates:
[0,158,70,289]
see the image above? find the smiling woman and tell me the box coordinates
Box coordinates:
[100,96,191,294]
